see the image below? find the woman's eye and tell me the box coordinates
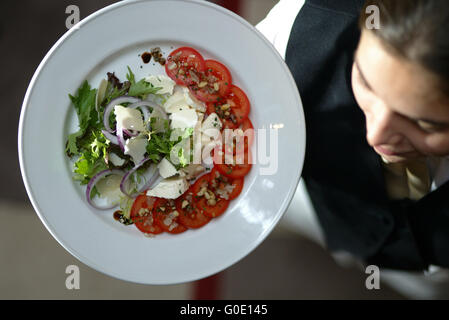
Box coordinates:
[416,120,444,133]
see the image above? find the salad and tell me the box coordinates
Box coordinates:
[66,46,253,236]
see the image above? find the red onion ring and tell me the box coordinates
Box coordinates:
[103,96,140,133]
[146,174,163,191]
[123,129,139,137]
[116,124,126,152]
[127,102,151,123]
[120,157,159,198]
[101,129,119,145]
[86,169,125,210]
[128,101,168,121]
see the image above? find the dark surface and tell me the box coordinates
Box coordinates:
[3,0,120,203]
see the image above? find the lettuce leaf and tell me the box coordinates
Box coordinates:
[66,130,83,156]
[146,123,194,168]
[128,79,161,98]
[69,81,97,133]
[73,131,110,184]
[126,66,136,84]
[66,81,97,156]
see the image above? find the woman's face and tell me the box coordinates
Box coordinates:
[352,30,449,163]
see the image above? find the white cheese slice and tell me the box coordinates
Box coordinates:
[114,105,145,132]
[163,89,190,113]
[124,136,148,165]
[157,158,178,178]
[145,74,176,95]
[169,108,198,130]
[109,152,125,167]
[96,174,124,204]
[163,85,206,113]
[146,176,189,199]
[182,86,206,112]
[180,164,206,180]
[201,112,222,140]
[95,79,108,110]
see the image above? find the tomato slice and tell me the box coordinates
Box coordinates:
[190,60,232,103]
[192,171,230,218]
[206,85,250,129]
[130,194,164,235]
[216,162,252,179]
[165,47,206,86]
[153,198,187,234]
[214,148,253,179]
[209,167,244,201]
[227,178,244,200]
[219,117,239,130]
[222,117,254,156]
[191,172,213,194]
[196,197,230,218]
[176,188,211,229]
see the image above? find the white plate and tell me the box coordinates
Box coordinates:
[18,0,305,285]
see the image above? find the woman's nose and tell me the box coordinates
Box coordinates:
[365,104,403,147]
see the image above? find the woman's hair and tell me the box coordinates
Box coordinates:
[359,0,449,95]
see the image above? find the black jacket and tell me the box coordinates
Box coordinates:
[285,0,449,270]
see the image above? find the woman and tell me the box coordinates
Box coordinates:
[258,0,449,272]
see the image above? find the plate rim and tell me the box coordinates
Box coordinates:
[18,0,306,284]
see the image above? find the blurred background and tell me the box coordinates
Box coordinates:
[1,0,413,299]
